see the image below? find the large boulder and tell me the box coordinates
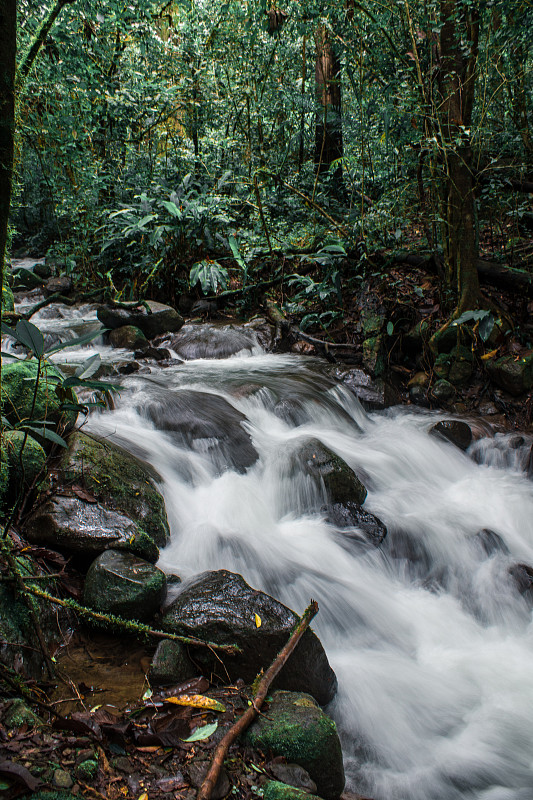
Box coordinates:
[83,550,166,622]
[60,432,169,547]
[109,325,147,350]
[245,691,345,800]
[294,439,367,506]
[143,390,258,474]
[486,353,533,396]
[97,301,184,338]
[160,570,337,706]
[24,496,159,563]
[170,323,258,360]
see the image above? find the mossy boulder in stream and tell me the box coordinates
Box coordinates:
[60,432,169,547]
[161,569,337,705]
[84,550,167,622]
[245,691,345,800]
[97,300,184,338]
[295,439,367,506]
[263,782,324,800]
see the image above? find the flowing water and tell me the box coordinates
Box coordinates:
[9,304,533,798]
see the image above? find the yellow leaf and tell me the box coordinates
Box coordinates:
[165,694,226,713]
[481,349,498,361]
[255,613,262,628]
[138,794,148,800]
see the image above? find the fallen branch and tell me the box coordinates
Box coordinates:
[26,586,241,655]
[197,600,319,800]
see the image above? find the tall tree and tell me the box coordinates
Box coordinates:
[314,23,343,181]
[0,0,16,287]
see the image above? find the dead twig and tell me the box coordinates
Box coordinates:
[197,600,319,800]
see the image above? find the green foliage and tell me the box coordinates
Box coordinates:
[189,259,228,293]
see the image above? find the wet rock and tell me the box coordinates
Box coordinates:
[474,529,509,556]
[362,335,384,377]
[263,781,323,800]
[33,262,52,279]
[409,384,429,407]
[448,345,473,384]
[149,639,195,685]
[97,300,184,338]
[161,570,337,706]
[117,361,141,375]
[134,345,171,361]
[109,325,148,350]
[24,497,159,563]
[295,439,367,506]
[335,367,397,410]
[244,316,274,350]
[486,354,533,396]
[60,432,170,547]
[509,563,533,604]
[53,770,73,790]
[144,390,258,474]
[1,430,46,506]
[274,396,311,426]
[429,420,473,451]
[45,276,73,296]
[267,762,318,794]
[324,501,387,546]
[187,759,230,800]
[433,353,451,381]
[170,323,258,360]
[3,698,43,728]
[12,266,44,289]
[431,379,455,404]
[84,550,166,622]
[245,691,345,800]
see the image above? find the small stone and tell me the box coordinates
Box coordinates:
[54,769,74,789]
[409,384,429,406]
[431,379,455,403]
[408,371,429,388]
[268,761,318,793]
[188,760,230,800]
[45,276,73,296]
[113,757,132,773]
[149,639,195,685]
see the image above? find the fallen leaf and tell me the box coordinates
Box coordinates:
[164,694,225,713]
[481,349,498,361]
[255,613,262,628]
[0,761,41,792]
[71,484,98,503]
[181,721,218,742]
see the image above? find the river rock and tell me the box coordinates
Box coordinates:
[335,367,397,410]
[97,301,184,338]
[109,325,147,350]
[1,430,47,505]
[24,497,159,562]
[12,266,44,289]
[144,390,258,473]
[486,354,533,396]
[60,432,170,547]
[509,563,533,604]
[324,501,387,547]
[267,762,318,794]
[84,550,166,622]
[45,276,73,296]
[263,782,323,800]
[431,379,456,404]
[160,570,337,706]
[474,529,509,556]
[295,439,367,506]
[245,691,345,800]
[429,419,473,451]
[169,323,258,360]
[448,345,473,384]
[149,639,195,685]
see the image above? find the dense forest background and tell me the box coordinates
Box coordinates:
[2,0,533,331]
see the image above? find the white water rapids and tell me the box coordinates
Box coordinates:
[77,350,533,800]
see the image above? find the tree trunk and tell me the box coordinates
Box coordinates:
[314,25,343,182]
[0,0,16,288]
[438,0,481,312]
[16,0,77,85]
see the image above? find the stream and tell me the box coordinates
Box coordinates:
[14,299,533,798]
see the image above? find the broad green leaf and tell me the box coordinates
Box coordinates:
[75,353,102,379]
[479,313,495,342]
[161,200,181,217]
[387,321,394,336]
[181,720,218,742]
[23,425,68,447]
[452,309,491,327]
[2,320,45,356]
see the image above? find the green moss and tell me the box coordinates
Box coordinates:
[4,697,43,728]
[28,793,77,800]
[263,781,324,800]
[0,360,77,436]
[3,429,46,487]
[76,759,99,781]
[61,432,169,547]
[434,353,451,380]
[2,282,14,312]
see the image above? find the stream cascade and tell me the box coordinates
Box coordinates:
[18,300,533,799]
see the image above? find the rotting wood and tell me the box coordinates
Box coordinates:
[197,600,319,800]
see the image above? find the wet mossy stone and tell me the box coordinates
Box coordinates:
[24,496,159,563]
[0,578,57,678]
[170,323,258,360]
[448,345,473,384]
[2,282,14,312]
[149,639,195,685]
[161,570,337,706]
[245,691,345,800]
[429,419,473,451]
[97,300,184,338]
[1,360,77,438]
[434,353,451,381]
[431,379,455,404]
[263,781,324,800]
[109,325,148,350]
[296,439,367,506]
[486,353,533,396]
[84,550,166,622]
[60,432,169,547]
[362,335,384,377]
[324,501,387,548]
[2,429,47,496]
[3,698,43,728]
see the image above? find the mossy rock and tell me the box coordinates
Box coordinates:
[486,353,533,396]
[448,345,473,384]
[433,353,451,381]
[2,282,14,312]
[296,439,367,506]
[362,335,385,377]
[3,698,43,728]
[109,325,148,350]
[431,324,459,354]
[245,691,345,800]
[60,432,169,547]
[1,360,77,444]
[263,781,324,800]
[2,429,47,503]
[149,638,195,685]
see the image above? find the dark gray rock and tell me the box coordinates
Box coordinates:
[430,420,473,451]
[335,367,397,410]
[448,345,474,384]
[97,300,184,338]
[187,760,230,800]
[24,497,159,563]
[149,639,195,685]
[170,323,258,360]
[474,529,509,557]
[486,354,533,396]
[267,762,318,794]
[45,276,73,296]
[295,439,367,506]
[33,262,52,279]
[109,325,147,350]
[324,501,387,547]
[509,563,533,604]
[160,570,337,706]
[431,379,455,404]
[245,691,345,800]
[143,389,258,473]
[409,384,429,407]
[84,550,166,622]
[134,346,171,361]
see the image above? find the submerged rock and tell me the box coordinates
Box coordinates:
[324,501,387,547]
[97,300,184,338]
[335,367,397,410]
[509,563,533,605]
[245,690,345,800]
[170,323,258,360]
[160,570,337,706]
[144,390,258,473]
[84,550,166,622]
[295,439,367,506]
[60,432,170,547]
[474,528,510,556]
[429,419,473,451]
[24,496,159,563]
